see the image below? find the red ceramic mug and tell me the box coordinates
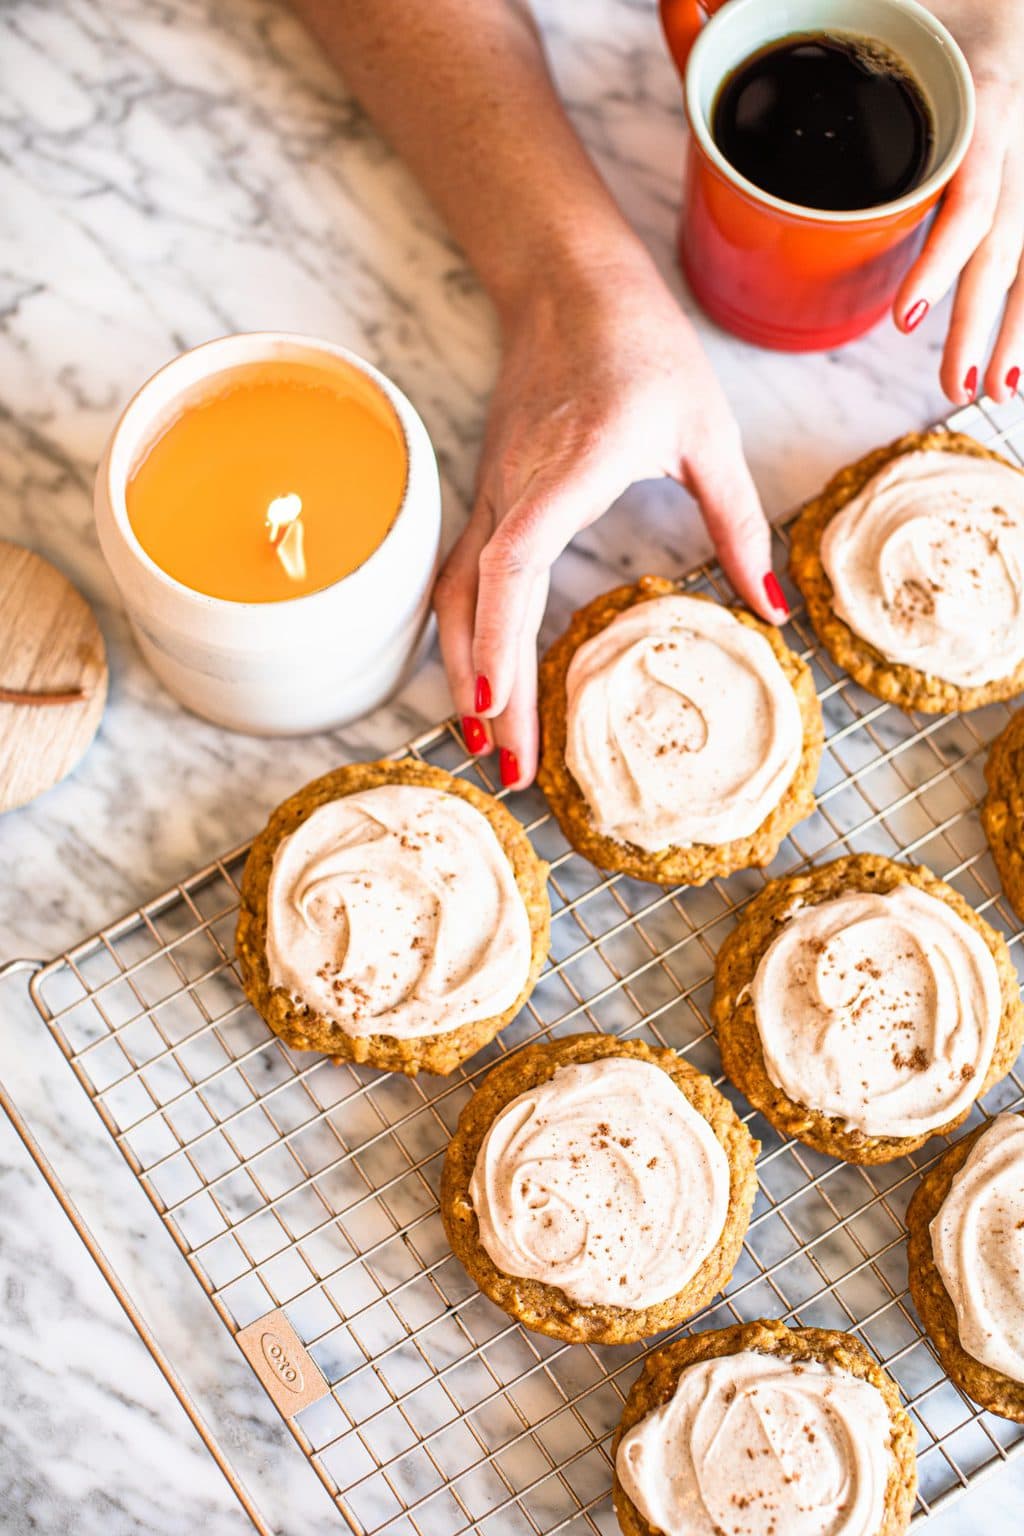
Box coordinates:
[660,0,975,350]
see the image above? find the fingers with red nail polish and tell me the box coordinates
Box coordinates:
[904,299,929,331]
[689,444,776,622]
[485,575,546,791]
[462,716,488,754]
[1008,366,1021,394]
[964,365,978,398]
[475,674,492,714]
[763,571,789,619]
[499,748,520,788]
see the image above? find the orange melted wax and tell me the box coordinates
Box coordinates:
[126,358,408,602]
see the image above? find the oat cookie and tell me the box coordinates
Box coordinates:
[982,706,1024,925]
[713,854,1024,1163]
[907,1119,1024,1423]
[537,578,822,885]
[440,1033,758,1343]
[612,1318,916,1536]
[789,429,1024,713]
[236,759,550,1076]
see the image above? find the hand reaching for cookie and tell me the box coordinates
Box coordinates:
[435,250,784,790]
[895,0,1024,403]
[294,0,785,789]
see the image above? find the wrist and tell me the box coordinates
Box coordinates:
[485,214,660,335]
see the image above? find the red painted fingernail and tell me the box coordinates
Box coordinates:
[462,716,487,754]
[500,748,520,788]
[763,572,789,618]
[904,299,928,331]
[964,365,978,398]
[1007,366,1021,394]
[475,674,492,713]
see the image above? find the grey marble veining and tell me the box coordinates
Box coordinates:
[0,0,1018,1531]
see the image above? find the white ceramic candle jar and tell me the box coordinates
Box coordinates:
[94,332,441,735]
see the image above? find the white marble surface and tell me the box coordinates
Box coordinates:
[0,0,1020,1531]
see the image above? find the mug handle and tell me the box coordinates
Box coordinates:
[659,0,728,76]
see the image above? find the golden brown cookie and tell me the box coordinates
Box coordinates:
[440,1033,758,1343]
[712,854,1024,1164]
[907,1119,1024,1422]
[982,706,1024,925]
[611,1319,917,1536]
[236,759,550,1076]
[536,578,823,885]
[789,429,1024,713]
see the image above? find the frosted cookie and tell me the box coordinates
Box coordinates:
[907,1113,1024,1421]
[790,430,1024,713]
[440,1034,758,1343]
[537,579,822,885]
[713,854,1024,1163]
[982,706,1024,924]
[612,1319,916,1536]
[236,759,550,1076]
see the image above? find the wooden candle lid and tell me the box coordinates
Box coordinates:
[0,541,108,813]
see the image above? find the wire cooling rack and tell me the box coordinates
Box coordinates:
[5,392,1024,1536]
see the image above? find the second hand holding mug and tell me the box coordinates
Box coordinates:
[661,0,975,350]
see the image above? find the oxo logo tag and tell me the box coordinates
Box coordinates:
[236,1309,328,1417]
[260,1331,304,1394]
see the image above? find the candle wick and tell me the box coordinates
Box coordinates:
[265,492,307,581]
[276,517,307,581]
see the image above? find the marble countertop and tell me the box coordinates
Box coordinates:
[0,0,1020,1531]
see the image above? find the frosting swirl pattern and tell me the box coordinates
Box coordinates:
[750,885,1001,1139]
[265,784,532,1039]
[469,1058,729,1309]
[564,596,803,851]
[931,1113,1024,1382]
[820,449,1024,687]
[616,1350,892,1536]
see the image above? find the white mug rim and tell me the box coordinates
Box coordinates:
[102,331,419,616]
[684,0,976,225]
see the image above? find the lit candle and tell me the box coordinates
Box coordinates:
[124,355,408,603]
[95,334,440,735]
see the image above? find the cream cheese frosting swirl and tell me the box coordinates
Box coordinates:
[468,1058,729,1309]
[750,885,1001,1139]
[616,1350,892,1536]
[931,1113,1024,1382]
[265,784,532,1039]
[564,595,803,851]
[820,449,1024,687]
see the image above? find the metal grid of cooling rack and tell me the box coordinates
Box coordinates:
[11,391,1024,1536]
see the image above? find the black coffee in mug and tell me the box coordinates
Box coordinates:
[712,33,934,212]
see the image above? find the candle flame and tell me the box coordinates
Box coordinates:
[266,493,307,582]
